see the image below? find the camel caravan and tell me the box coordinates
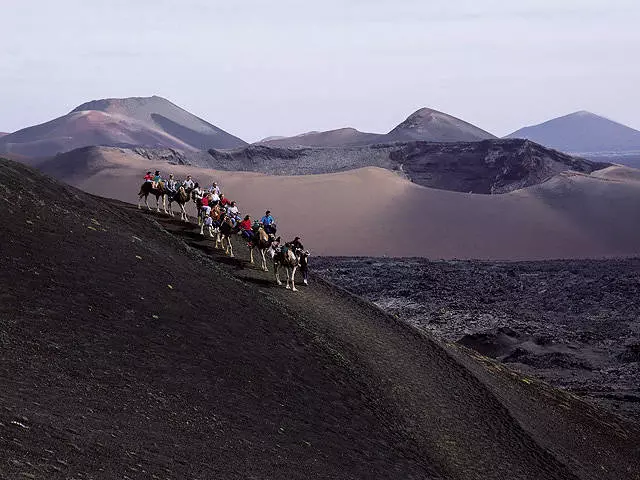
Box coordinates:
[138,170,309,291]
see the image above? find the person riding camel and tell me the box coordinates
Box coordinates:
[285,236,304,252]
[209,190,220,206]
[260,210,276,235]
[201,192,212,216]
[152,170,162,189]
[226,201,239,220]
[166,174,178,195]
[144,171,153,183]
[209,182,221,195]
[192,183,204,205]
[183,175,195,190]
[239,214,254,245]
[219,193,231,207]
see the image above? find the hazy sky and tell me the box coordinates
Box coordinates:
[2,0,639,141]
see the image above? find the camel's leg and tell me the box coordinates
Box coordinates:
[250,247,254,264]
[261,249,268,272]
[291,266,298,292]
[199,224,204,236]
[215,232,221,249]
[138,195,142,209]
[163,196,168,214]
[227,236,234,257]
[155,196,161,212]
[285,267,292,289]
[145,196,151,210]
[275,264,282,285]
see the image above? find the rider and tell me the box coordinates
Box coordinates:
[166,174,178,194]
[210,190,220,206]
[260,210,276,234]
[239,215,254,244]
[219,193,231,207]
[182,175,195,190]
[285,236,304,252]
[226,201,239,220]
[144,171,153,183]
[192,183,204,204]
[152,170,162,188]
[201,192,212,216]
[209,182,221,195]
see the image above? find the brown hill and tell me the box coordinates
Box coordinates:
[28,146,640,259]
[1,157,638,479]
[0,96,246,157]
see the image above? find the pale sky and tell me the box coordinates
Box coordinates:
[2,0,639,142]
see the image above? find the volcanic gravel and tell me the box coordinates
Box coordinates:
[313,257,640,421]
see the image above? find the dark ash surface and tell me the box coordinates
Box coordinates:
[313,257,640,421]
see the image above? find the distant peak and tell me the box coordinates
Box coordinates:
[71,95,172,113]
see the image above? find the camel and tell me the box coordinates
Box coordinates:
[138,181,167,213]
[272,246,306,291]
[169,186,191,222]
[249,226,280,272]
[216,212,238,257]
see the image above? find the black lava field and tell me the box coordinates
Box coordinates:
[313,257,640,421]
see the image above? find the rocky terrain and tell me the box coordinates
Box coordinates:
[0,96,247,157]
[2,157,640,479]
[313,257,640,421]
[93,138,607,194]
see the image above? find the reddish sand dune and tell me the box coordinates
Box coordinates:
[36,147,640,259]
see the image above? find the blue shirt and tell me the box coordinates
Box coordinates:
[261,215,274,225]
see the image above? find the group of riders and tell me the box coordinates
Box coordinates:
[142,170,309,288]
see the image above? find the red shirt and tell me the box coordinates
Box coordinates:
[220,197,231,206]
[239,219,252,231]
[201,196,210,207]
[144,174,152,181]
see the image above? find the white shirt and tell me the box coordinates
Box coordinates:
[227,205,239,216]
[183,179,195,189]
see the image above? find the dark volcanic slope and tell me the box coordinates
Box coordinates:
[506,111,640,153]
[0,96,246,157]
[2,158,640,480]
[204,139,607,193]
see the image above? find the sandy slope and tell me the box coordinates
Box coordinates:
[31,147,640,259]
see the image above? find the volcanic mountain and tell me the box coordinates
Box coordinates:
[0,96,247,157]
[386,107,497,142]
[506,111,640,154]
[257,108,496,148]
[1,157,639,479]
